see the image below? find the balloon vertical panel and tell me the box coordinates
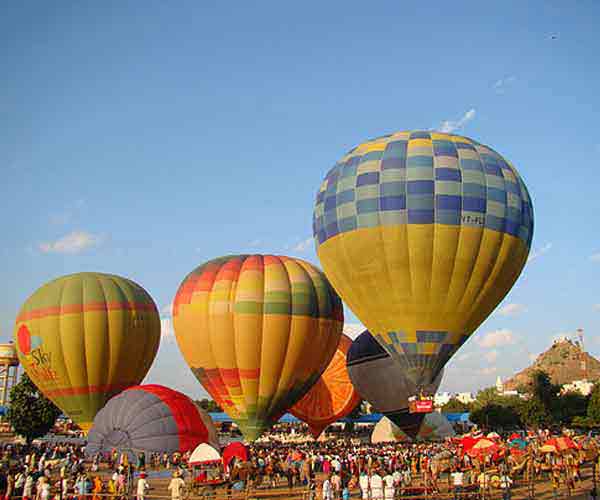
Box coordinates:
[314,131,533,389]
[13,273,161,432]
[173,254,343,441]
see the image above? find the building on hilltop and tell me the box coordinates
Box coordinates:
[562,379,594,396]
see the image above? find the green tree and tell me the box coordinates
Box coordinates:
[529,370,560,411]
[554,392,589,426]
[6,373,61,443]
[442,398,471,413]
[196,398,223,413]
[473,387,502,408]
[519,397,552,429]
[469,403,522,430]
[587,383,600,426]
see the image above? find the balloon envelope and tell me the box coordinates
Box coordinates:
[347,330,442,438]
[371,412,455,443]
[290,333,360,437]
[173,255,343,441]
[86,384,218,458]
[13,273,161,432]
[314,131,533,389]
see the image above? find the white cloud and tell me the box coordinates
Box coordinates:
[590,252,600,263]
[497,303,527,317]
[456,352,473,362]
[479,366,497,376]
[477,329,516,348]
[528,353,539,362]
[39,231,101,254]
[493,76,517,94]
[343,323,366,340]
[527,242,552,262]
[248,238,263,247]
[292,237,313,253]
[594,304,600,312]
[438,109,476,133]
[484,350,499,363]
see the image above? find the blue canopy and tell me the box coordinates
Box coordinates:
[443,412,470,422]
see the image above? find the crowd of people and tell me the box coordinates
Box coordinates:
[0,427,597,500]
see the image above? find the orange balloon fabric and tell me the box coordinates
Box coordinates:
[290,334,360,437]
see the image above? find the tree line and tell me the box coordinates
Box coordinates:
[441,370,600,430]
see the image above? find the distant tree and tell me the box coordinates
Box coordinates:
[529,370,560,411]
[442,398,471,413]
[469,403,522,430]
[587,383,600,426]
[473,387,502,408]
[554,392,589,426]
[196,398,223,413]
[6,373,61,443]
[519,397,552,429]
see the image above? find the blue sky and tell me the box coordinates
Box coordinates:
[2,1,599,397]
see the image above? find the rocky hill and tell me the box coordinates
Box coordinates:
[504,338,600,390]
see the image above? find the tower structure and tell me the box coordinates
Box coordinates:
[0,342,19,408]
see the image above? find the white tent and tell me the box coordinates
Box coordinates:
[189,443,221,465]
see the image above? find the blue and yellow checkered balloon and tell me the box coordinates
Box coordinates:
[313,130,533,390]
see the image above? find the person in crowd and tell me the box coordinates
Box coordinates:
[167,471,185,500]
[135,472,149,500]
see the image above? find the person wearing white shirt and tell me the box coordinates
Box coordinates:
[383,471,395,500]
[359,471,370,500]
[370,471,384,500]
[137,473,150,500]
[321,476,333,500]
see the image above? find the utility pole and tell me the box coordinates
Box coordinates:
[577,328,587,380]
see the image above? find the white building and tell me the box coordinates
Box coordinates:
[562,379,594,396]
[456,392,475,404]
[434,392,452,407]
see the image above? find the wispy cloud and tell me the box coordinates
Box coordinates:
[528,353,539,362]
[594,304,600,312]
[292,237,313,253]
[248,238,263,247]
[161,303,173,316]
[39,231,102,254]
[160,317,175,342]
[484,350,499,363]
[493,76,517,94]
[477,329,516,348]
[438,109,476,133]
[456,352,473,362]
[479,366,497,376]
[590,252,600,263]
[527,242,552,262]
[497,303,527,317]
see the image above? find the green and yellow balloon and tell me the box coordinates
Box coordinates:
[13,273,161,433]
[313,131,534,391]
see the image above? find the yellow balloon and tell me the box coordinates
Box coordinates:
[313,131,533,390]
[13,273,161,432]
[173,255,343,441]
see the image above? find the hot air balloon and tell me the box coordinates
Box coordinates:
[173,255,343,441]
[314,131,533,393]
[13,273,161,432]
[347,330,443,438]
[86,384,218,459]
[290,333,360,437]
[371,412,455,443]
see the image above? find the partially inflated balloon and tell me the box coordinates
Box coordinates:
[173,255,343,441]
[13,273,160,432]
[86,384,218,458]
[290,333,360,437]
[371,412,455,443]
[314,131,533,390]
[347,331,442,438]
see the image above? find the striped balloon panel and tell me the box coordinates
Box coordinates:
[290,334,360,437]
[13,273,160,431]
[314,131,533,388]
[173,255,343,441]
